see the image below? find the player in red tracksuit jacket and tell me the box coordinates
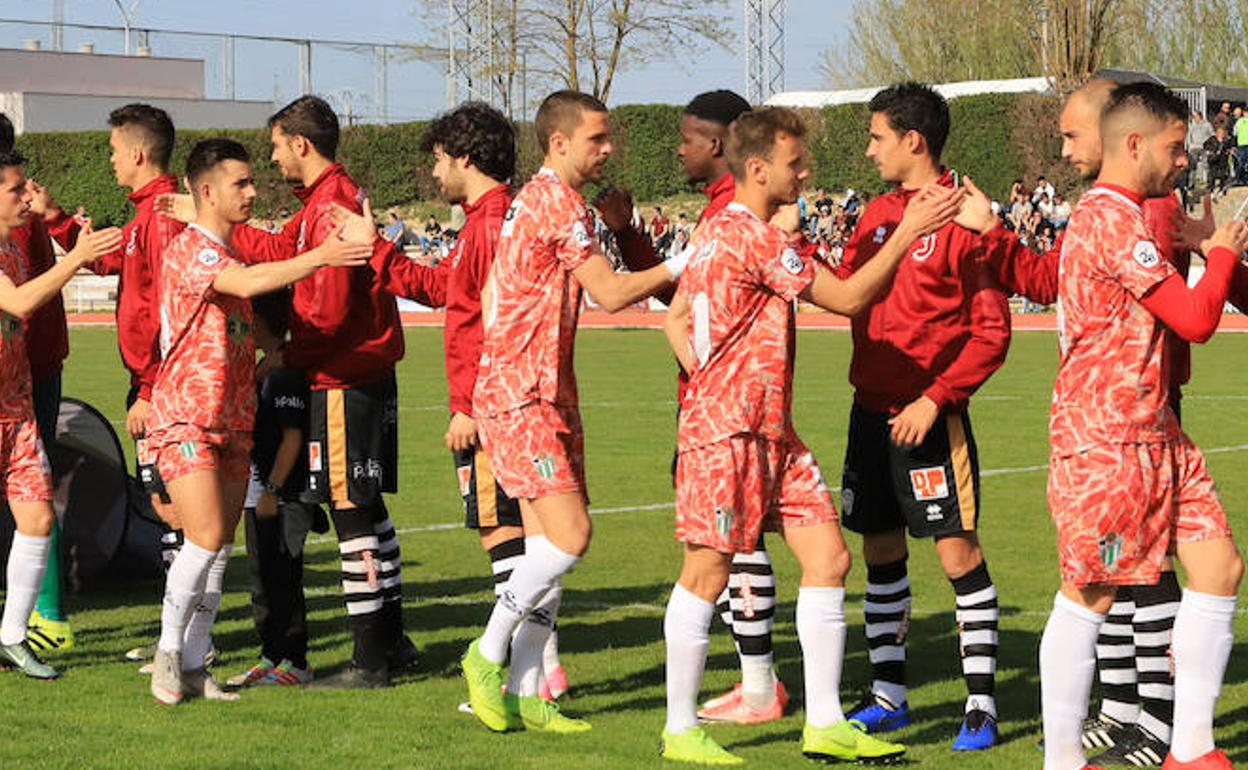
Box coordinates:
[173,96,439,688]
[598,91,794,725]
[955,79,1248,765]
[836,84,1011,752]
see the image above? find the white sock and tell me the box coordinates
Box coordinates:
[664,583,715,735]
[542,628,561,674]
[1170,589,1236,762]
[507,580,562,696]
[478,536,578,664]
[157,540,216,653]
[1040,592,1104,770]
[741,653,778,707]
[541,583,563,675]
[796,586,847,728]
[1,533,50,646]
[182,544,230,670]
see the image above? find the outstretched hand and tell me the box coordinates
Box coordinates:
[153,193,196,224]
[593,187,636,233]
[68,222,123,266]
[953,176,998,234]
[1171,194,1217,254]
[316,222,373,268]
[328,197,379,244]
[1202,219,1248,258]
[25,179,60,219]
[901,183,965,240]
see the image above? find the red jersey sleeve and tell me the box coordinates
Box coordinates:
[135,213,182,399]
[752,235,816,301]
[923,234,1012,410]
[1107,234,1176,300]
[981,226,1060,305]
[185,241,237,298]
[44,211,80,252]
[370,237,449,307]
[87,222,127,276]
[553,199,595,271]
[1140,247,1237,343]
[231,218,300,265]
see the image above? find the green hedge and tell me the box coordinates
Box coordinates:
[17,93,1041,226]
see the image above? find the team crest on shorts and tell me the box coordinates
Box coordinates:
[178,441,198,459]
[307,441,323,472]
[532,453,556,480]
[909,466,949,501]
[1099,533,1122,568]
[714,506,734,540]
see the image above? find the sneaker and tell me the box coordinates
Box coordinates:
[26,610,74,652]
[802,720,907,764]
[307,663,389,690]
[125,642,156,662]
[388,635,419,673]
[698,680,789,723]
[952,709,999,751]
[0,639,59,679]
[511,694,592,733]
[1083,714,1132,750]
[660,726,744,765]
[139,645,216,675]
[226,658,276,689]
[262,660,314,687]
[461,640,511,732]
[845,692,912,734]
[1161,749,1234,770]
[183,667,239,702]
[540,664,570,701]
[150,648,183,705]
[1101,725,1169,766]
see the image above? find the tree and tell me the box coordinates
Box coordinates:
[417,0,733,107]
[1030,0,1124,94]
[1109,0,1248,86]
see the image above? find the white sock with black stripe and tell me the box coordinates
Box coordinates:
[507,581,562,696]
[487,536,525,598]
[864,558,910,707]
[182,544,230,670]
[952,561,999,718]
[478,536,578,665]
[1096,588,1139,725]
[158,540,216,653]
[728,541,778,708]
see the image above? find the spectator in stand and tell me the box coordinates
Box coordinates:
[1235,108,1248,185]
[1036,191,1054,223]
[1188,111,1214,190]
[1205,125,1235,197]
[1031,175,1055,204]
[1050,194,1071,229]
[674,212,690,239]
[1211,101,1232,133]
[843,188,861,225]
[420,214,442,252]
[383,210,406,248]
[649,206,671,250]
[668,224,689,259]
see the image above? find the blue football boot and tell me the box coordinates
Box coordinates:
[952,709,999,751]
[845,692,912,733]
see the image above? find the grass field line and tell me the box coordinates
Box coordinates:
[303,442,1248,547]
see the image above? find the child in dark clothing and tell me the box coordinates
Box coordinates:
[228,289,327,688]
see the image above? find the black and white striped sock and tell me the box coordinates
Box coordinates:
[864,558,910,707]
[1133,572,1180,745]
[487,536,525,598]
[372,508,405,642]
[332,506,393,670]
[952,561,998,717]
[726,538,777,703]
[1096,587,1140,725]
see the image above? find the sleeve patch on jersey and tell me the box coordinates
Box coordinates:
[1132,240,1161,269]
[500,202,520,238]
[780,247,805,275]
[908,466,950,501]
[197,247,221,267]
[572,220,592,248]
[873,225,888,244]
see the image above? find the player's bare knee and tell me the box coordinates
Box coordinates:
[936,534,983,579]
[862,529,907,565]
[800,547,851,586]
[11,502,54,536]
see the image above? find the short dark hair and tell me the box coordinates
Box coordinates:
[868,82,950,160]
[725,106,806,181]
[0,113,13,155]
[186,138,250,187]
[251,288,291,339]
[684,90,752,128]
[0,150,25,170]
[419,101,516,184]
[535,90,608,154]
[269,95,339,160]
[1103,82,1189,130]
[108,103,175,170]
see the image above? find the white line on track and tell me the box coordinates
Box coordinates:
[304,442,1248,545]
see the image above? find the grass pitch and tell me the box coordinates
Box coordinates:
[1,325,1246,770]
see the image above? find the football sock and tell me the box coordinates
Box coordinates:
[2,533,50,645]
[865,557,910,707]
[1170,589,1235,762]
[543,626,562,675]
[33,519,65,621]
[487,535,525,598]
[796,586,847,728]
[952,561,999,718]
[372,507,405,643]
[507,581,562,696]
[727,537,778,708]
[182,544,230,670]
[664,583,715,734]
[157,540,216,653]
[1040,591,1104,770]
[1096,586,1140,725]
[478,536,578,665]
[331,506,391,670]
[1134,572,1180,744]
[159,527,184,574]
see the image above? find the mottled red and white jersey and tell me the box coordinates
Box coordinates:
[1051,186,1179,455]
[676,203,818,451]
[474,168,595,415]
[0,239,33,422]
[148,224,256,434]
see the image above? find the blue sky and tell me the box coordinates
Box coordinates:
[3,0,853,120]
